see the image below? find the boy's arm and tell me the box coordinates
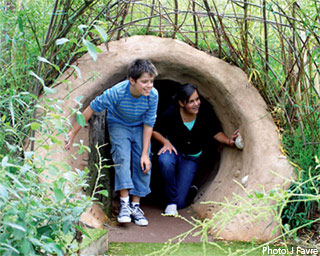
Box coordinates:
[152,131,177,155]
[64,106,94,150]
[140,124,154,174]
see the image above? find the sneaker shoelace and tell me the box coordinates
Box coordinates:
[132,206,145,220]
[119,203,132,216]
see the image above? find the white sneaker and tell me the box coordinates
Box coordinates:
[164,204,178,215]
[131,205,148,226]
[117,201,132,223]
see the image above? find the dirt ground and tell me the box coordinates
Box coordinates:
[81,201,207,243]
[109,201,208,243]
[107,203,206,243]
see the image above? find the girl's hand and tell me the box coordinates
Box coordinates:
[229,129,239,147]
[157,140,177,155]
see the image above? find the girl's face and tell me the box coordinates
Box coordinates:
[179,90,201,115]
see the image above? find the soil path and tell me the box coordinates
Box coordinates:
[107,204,206,243]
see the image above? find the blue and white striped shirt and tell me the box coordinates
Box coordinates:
[90,80,158,127]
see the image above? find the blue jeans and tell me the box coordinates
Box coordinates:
[108,122,151,197]
[158,151,199,209]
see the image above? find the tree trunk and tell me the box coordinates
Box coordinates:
[88,110,112,216]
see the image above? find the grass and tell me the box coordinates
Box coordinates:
[106,241,290,256]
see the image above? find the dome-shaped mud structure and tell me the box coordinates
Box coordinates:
[44,35,292,241]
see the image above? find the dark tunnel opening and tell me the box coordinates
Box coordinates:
[146,80,221,207]
[95,79,222,211]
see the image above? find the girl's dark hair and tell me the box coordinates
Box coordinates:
[175,83,199,104]
[128,59,158,80]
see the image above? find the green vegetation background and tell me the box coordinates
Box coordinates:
[0,0,319,255]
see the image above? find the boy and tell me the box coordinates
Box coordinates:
[65,59,158,226]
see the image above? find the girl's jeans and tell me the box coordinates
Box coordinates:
[158,151,199,209]
[108,122,151,197]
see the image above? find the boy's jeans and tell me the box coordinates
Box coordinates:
[158,151,199,209]
[108,122,151,197]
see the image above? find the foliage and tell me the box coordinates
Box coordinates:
[0,1,111,254]
[0,91,35,157]
[0,89,91,255]
[0,88,109,254]
[282,127,320,229]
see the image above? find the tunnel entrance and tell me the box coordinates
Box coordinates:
[40,35,293,241]
[94,79,222,210]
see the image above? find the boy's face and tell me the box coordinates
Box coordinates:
[129,73,155,98]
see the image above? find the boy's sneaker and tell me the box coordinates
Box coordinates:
[117,201,132,223]
[131,205,148,226]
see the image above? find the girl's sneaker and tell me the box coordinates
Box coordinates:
[131,204,148,226]
[164,204,178,215]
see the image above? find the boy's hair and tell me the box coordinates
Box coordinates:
[175,83,199,104]
[128,59,158,81]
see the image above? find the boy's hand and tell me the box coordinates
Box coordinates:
[64,131,75,150]
[140,154,151,174]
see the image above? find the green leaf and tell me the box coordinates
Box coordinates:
[75,46,88,54]
[0,243,20,254]
[56,38,69,45]
[5,222,27,232]
[74,95,84,104]
[74,224,91,239]
[0,184,8,200]
[30,122,41,130]
[48,164,60,176]
[29,71,44,86]
[254,189,264,198]
[5,141,17,152]
[93,25,108,42]
[96,190,109,197]
[37,56,51,65]
[21,239,32,255]
[70,65,82,80]
[17,15,23,33]
[96,46,103,53]
[43,85,57,94]
[53,188,65,202]
[83,39,97,62]
[41,145,50,151]
[37,56,60,72]
[29,237,43,247]
[62,218,72,234]
[76,111,85,127]
[1,156,8,167]
[13,226,25,240]
[78,24,88,32]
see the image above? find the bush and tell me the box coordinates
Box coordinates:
[0,93,92,255]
